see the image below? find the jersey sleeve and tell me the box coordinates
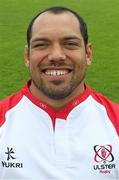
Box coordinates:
[0,92,23,127]
[91,91,119,136]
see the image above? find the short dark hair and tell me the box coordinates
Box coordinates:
[26,6,88,48]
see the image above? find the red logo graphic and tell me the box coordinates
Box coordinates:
[94,145,114,163]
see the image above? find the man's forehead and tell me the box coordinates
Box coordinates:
[33,11,80,27]
[30,11,82,42]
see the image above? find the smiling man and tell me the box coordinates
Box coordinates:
[24,9,92,109]
[0,6,119,179]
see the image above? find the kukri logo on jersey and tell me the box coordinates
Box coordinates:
[1,147,23,168]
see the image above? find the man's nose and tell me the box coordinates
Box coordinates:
[48,43,66,61]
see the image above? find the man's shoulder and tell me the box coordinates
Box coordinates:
[90,89,119,109]
[0,91,22,106]
[86,85,119,108]
[0,90,23,126]
[0,82,29,112]
[90,88,119,135]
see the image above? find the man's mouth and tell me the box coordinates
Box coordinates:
[44,69,70,76]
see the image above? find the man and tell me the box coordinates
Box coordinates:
[0,6,119,179]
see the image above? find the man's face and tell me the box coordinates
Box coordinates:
[25,12,92,99]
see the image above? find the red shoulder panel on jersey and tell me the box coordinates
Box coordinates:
[91,91,119,136]
[0,91,23,127]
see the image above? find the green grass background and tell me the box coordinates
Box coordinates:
[0,0,119,102]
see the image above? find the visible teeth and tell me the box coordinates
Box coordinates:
[45,70,68,76]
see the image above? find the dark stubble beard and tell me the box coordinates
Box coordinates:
[32,71,86,100]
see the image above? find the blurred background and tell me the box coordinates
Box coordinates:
[0,0,119,102]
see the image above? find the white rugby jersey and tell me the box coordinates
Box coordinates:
[0,81,119,180]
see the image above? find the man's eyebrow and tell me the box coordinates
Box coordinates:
[63,36,82,41]
[31,38,49,42]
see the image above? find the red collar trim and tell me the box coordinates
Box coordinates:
[21,80,91,126]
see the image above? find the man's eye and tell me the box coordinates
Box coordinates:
[32,42,50,49]
[64,42,80,49]
[69,42,78,45]
[34,43,47,47]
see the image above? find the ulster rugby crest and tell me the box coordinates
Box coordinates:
[93,144,116,174]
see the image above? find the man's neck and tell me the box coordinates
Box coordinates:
[29,81,85,110]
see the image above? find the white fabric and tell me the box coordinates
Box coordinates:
[0,85,119,179]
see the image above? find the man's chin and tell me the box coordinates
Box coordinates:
[40,87,72,100]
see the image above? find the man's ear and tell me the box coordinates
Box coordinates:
[24,45,30,68]
[86,43,92,66]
